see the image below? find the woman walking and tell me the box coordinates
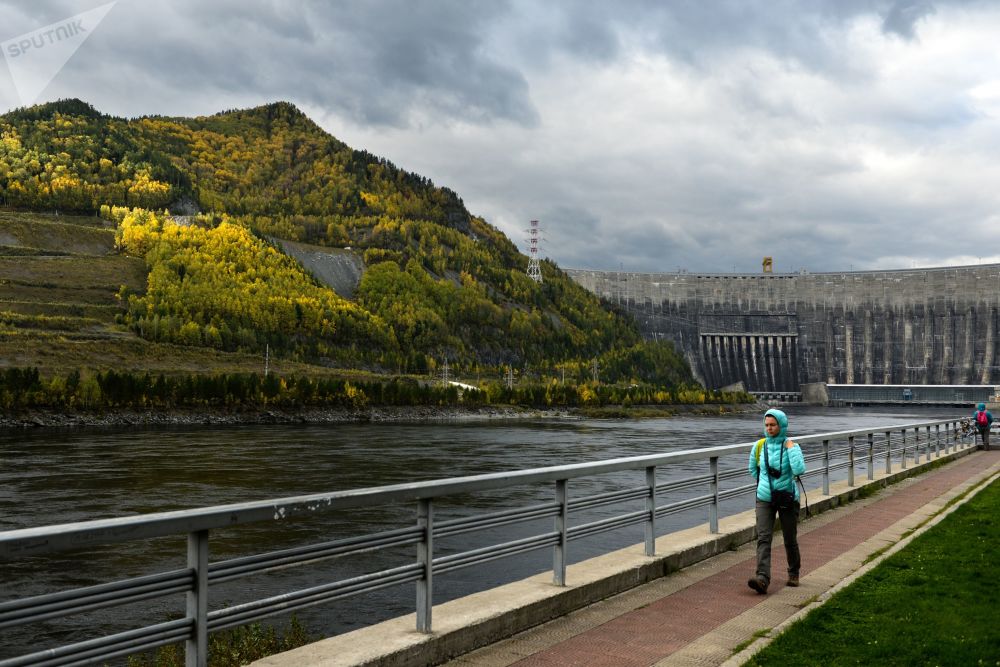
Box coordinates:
[747,408,806,594]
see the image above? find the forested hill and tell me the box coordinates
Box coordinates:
[0,99,692,386]
[0,98,470,225]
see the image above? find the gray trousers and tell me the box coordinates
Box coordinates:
[979,425,990,449]
[754,499,800,584]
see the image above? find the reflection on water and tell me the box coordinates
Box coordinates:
[0,406,957,658]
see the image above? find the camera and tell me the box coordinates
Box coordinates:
[767,466,782,479]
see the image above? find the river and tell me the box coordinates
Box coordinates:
[0,406,960,660]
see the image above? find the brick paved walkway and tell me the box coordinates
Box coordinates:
[446,450,1000,667]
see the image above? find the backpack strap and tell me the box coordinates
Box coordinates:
[763,439,786,492]
[754,438,765,480]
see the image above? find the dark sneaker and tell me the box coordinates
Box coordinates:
[747,576,768,594]
[787,575,800,587]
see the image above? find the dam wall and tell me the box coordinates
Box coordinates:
[565,264,1000,390]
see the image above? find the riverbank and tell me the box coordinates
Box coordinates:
[0,402,762,429]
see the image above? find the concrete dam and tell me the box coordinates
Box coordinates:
[565,264,1000,391]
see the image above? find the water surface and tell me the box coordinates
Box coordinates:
[0,406,959,658]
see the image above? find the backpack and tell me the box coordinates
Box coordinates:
[977,411,989,426]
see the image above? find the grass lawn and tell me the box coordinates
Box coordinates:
[745,477,1000,666]
[0,333,388,378]
[0,211,115,255]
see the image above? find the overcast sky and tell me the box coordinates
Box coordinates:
[3,0,1000,273]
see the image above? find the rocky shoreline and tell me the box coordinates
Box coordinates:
[0,404,574,429]
[0,402,765,429]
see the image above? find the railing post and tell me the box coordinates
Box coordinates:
[554,479,568,586]
[645,466,656,556]
[186,529,209,667]
[416,498,433,633]
[847,436,855,487]
[867,432,875,480]
[709,457,719,534]
[885,431,892,474]
[822,440,830,495]
[924,425,930,462]
[935,423,940,457]
[901,429,907,469]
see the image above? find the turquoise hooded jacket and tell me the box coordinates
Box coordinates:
[748,408,806,502]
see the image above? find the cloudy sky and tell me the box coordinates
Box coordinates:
[2,0,1000,273]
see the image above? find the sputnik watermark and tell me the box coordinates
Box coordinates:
[5,20,89,58]
[2,2,116,106]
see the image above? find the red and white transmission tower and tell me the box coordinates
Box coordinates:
[525,219,543,283]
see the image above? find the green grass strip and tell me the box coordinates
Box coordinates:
[744,476,1000,666]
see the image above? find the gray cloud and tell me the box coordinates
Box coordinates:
[882,0,936,38]
[3,1,1000,274]
[2,0,538,125]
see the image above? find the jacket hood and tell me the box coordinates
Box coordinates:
[763,408,788,439]
[978,403,987,411]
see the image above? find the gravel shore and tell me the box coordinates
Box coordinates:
[0,404,576,429]
[0,402,766,430]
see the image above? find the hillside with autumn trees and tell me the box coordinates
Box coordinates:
[0,98,722,408]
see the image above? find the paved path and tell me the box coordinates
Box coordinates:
[444,450,1000,667]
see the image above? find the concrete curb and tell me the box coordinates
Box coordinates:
[252,443,978,667]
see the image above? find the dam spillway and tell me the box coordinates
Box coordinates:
[565,264,1000,390]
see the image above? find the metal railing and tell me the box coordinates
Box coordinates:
[0,417,972,666]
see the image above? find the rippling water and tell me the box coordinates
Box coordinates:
[0,406,958,659]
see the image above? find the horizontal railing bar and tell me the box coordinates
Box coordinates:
[52,630,192,667]
[211,568,422,631]
[2,418,959,558]
[207,564,423,631]
[0,568,190,614]
[435,505,560,539]
[569,512,647,541]
[569,509,646,537]
[658,474,714,493]
[802,448,851,462]
[40,627,193,667]
[718,468,747,481]
[433,532,560,567]
[0,618,192,667]
[569,486,649,511]
[436,502,559,530]
[656,494,713,518]
[208,567,423,632]
[434,536,561,575]
[209,562,422,623]
[209,526,422,582]
[0,580,191,630]
[719,483,757,500]
[433,533,561,574]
